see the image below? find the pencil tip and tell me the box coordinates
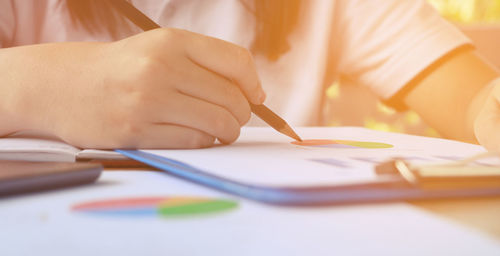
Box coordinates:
[291,133,303,142]
[281,125,302,142]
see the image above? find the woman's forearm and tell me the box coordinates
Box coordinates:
[404,48,499,143]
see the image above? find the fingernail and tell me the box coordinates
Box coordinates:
[259,90,266,104]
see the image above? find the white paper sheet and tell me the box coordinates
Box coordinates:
[142,127,487,187]
[0,171,498,256]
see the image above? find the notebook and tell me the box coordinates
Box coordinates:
[0,132,125,162]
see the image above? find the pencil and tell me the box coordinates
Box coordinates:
[109,0,303,142]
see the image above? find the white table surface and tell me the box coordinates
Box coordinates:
[1,170,499,256]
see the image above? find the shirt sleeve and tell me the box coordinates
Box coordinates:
[0,0,15,48]
[335,0,472,99]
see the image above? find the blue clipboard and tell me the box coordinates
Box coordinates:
[116,150,500,205]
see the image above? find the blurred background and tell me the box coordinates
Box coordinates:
[324,0,500,139]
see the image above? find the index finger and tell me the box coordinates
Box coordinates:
[183,31,266,105]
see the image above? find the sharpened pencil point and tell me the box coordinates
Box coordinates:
[249,103,302,142]
[281,125,303,142]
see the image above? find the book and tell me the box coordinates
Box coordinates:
[0,132,125,162]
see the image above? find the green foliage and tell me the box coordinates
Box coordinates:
[428,0,500,23]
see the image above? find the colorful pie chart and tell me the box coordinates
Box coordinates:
[292,139,393,149]
[72,196,238,217]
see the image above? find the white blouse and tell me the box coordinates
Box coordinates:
[0,0,470,126]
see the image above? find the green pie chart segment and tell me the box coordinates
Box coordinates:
[334,140,393,149]
[157,200,238,216]
[72,197,239,218]
[292,139,393,149]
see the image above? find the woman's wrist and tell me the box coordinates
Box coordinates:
[0,97,28,136]
[0,44,73,137]
[0,49,29,136]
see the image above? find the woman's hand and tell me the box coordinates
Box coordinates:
[474,78,500,153]
[0,28,265,149]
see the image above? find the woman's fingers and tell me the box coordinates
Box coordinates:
[175,60,252,126]
[181,30,266,105]
[475,84,500,153]
[151,93,241,144]
[130,124,215,149]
